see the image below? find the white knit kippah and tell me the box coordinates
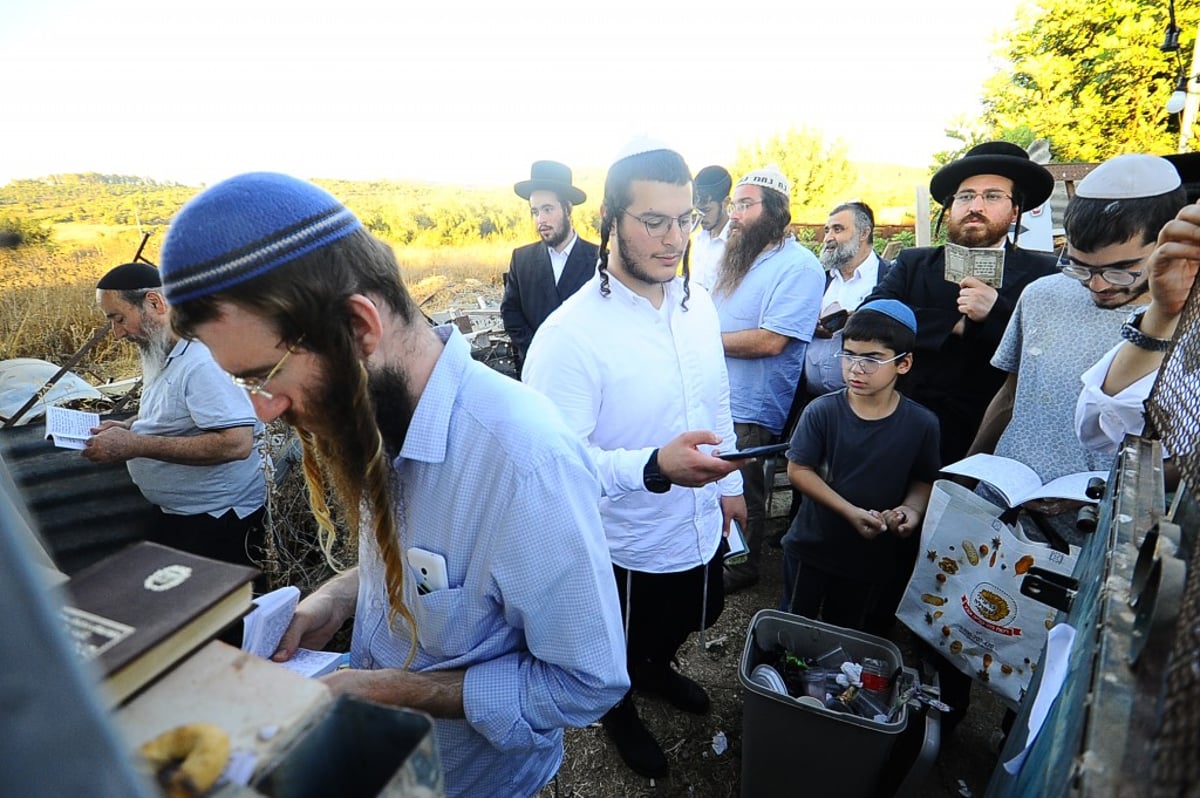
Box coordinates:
[737,165,791,197]
[1076,154,1182,200]
[613,135,674,165]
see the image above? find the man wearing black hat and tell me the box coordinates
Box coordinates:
[85,263,266,571]
[691,165,732,291]
[500,160,598,370]
[866,142,1059,465]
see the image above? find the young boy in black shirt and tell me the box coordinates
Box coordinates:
[780,299,941,635]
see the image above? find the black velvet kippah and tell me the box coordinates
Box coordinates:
[96,263,162,290]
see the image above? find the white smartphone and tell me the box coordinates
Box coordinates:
[406,547,449,595]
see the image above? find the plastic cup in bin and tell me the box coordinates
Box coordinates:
[798,668,826,701]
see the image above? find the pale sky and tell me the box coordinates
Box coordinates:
[1,0,1025,188]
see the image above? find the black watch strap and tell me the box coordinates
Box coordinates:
[643,448,671,494]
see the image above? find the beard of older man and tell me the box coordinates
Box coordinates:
[136,310,175,384]
[719,210,786,295]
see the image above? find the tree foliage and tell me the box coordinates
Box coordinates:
[980,0,1200,161]
[730,128,858,222]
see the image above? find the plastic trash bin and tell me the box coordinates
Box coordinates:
[740,610,909,798]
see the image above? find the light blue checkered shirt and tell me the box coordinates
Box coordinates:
[351,327,628,798]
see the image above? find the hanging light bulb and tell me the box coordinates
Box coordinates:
[1167,73,1189,114]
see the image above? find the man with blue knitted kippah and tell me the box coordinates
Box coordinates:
[157,172,628,798]
[85,262,266,573]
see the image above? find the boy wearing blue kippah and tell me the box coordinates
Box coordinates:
[780,299,941,635]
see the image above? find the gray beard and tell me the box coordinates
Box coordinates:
[137,332,173,385]
[820,240,860,271]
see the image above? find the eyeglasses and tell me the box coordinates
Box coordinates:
[950,191,1013,206]
[623,209,702,238]
[727,199,763,215]
[835,352,909,374]
[1057,251,1144,287]
[231,336,304,401]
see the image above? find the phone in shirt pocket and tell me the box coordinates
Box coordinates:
[406,547,449,595]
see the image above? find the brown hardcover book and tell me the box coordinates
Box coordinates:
[60,541,257,707]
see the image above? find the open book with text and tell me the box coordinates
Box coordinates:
[941,453,1106,508]
[944,243,1006,287]
[242,586,346,678]
[44,406,99,450]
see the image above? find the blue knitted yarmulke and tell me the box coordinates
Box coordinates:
[160,172,363,304]
[857,299,917,333]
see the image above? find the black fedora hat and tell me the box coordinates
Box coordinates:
[1164,152,1200,204]
[514,160,586,205]
[929,141,1054,209]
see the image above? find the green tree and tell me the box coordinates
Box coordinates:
[731,127,857,222]
[980,0,1200,161]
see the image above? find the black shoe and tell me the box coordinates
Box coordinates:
[723,562,760,594]
[601,698,669,778]
[636,666,711,714]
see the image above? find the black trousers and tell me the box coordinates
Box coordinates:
[149,506,267,589]
[612,538,726,675]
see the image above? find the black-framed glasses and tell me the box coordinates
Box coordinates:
[1056,251,1144,287]
[231,336,305,401]
[623,209,702,238]
[834,351,909,374]
[950,191,1013,206]
[727,199,763,215]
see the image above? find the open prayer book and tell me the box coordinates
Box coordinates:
[242,586,346,678]
[941,453,1107,508]
[44,406,99,450]
[943,243,1005,287]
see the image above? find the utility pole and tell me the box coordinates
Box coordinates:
[1179,24,1200,152]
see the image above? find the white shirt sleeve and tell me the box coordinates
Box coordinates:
[1075,343,1157,457]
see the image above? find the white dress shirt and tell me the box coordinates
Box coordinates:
[523,273,743,573]
[690,220,731,291]
[821,251,881,314]
[548,232,578,286]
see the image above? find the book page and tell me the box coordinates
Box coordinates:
[242,586,300,659]
[941,453,1042,508]
[45,406,99,450]
[279,649,346,678]
[944,244,1006,287]
[1020,471,1108,504]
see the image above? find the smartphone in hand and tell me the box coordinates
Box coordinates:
[715,442,789,461]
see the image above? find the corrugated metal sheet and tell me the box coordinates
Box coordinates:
[0,419,155,575]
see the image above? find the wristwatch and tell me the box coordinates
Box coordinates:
[1120,309,1172,353]
[642,449,672,494]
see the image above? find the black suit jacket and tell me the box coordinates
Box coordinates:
[500,236,598,359]
[864,244,1058,462]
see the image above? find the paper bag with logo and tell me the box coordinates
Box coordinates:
[896,480,1078,705]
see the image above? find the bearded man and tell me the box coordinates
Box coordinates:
[156,173,627,798]
[803,201,894,396]
[501,160,598,370]
[865,142,1059,465]
[84,262,265,570]
[713,166,824,594]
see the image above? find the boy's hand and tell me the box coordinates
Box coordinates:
[846,507,887,540]
[882,505,921,538]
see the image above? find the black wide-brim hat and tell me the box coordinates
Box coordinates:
[1164,153,1200,204]
[514,160,586,205]
[929,141,1055,209]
